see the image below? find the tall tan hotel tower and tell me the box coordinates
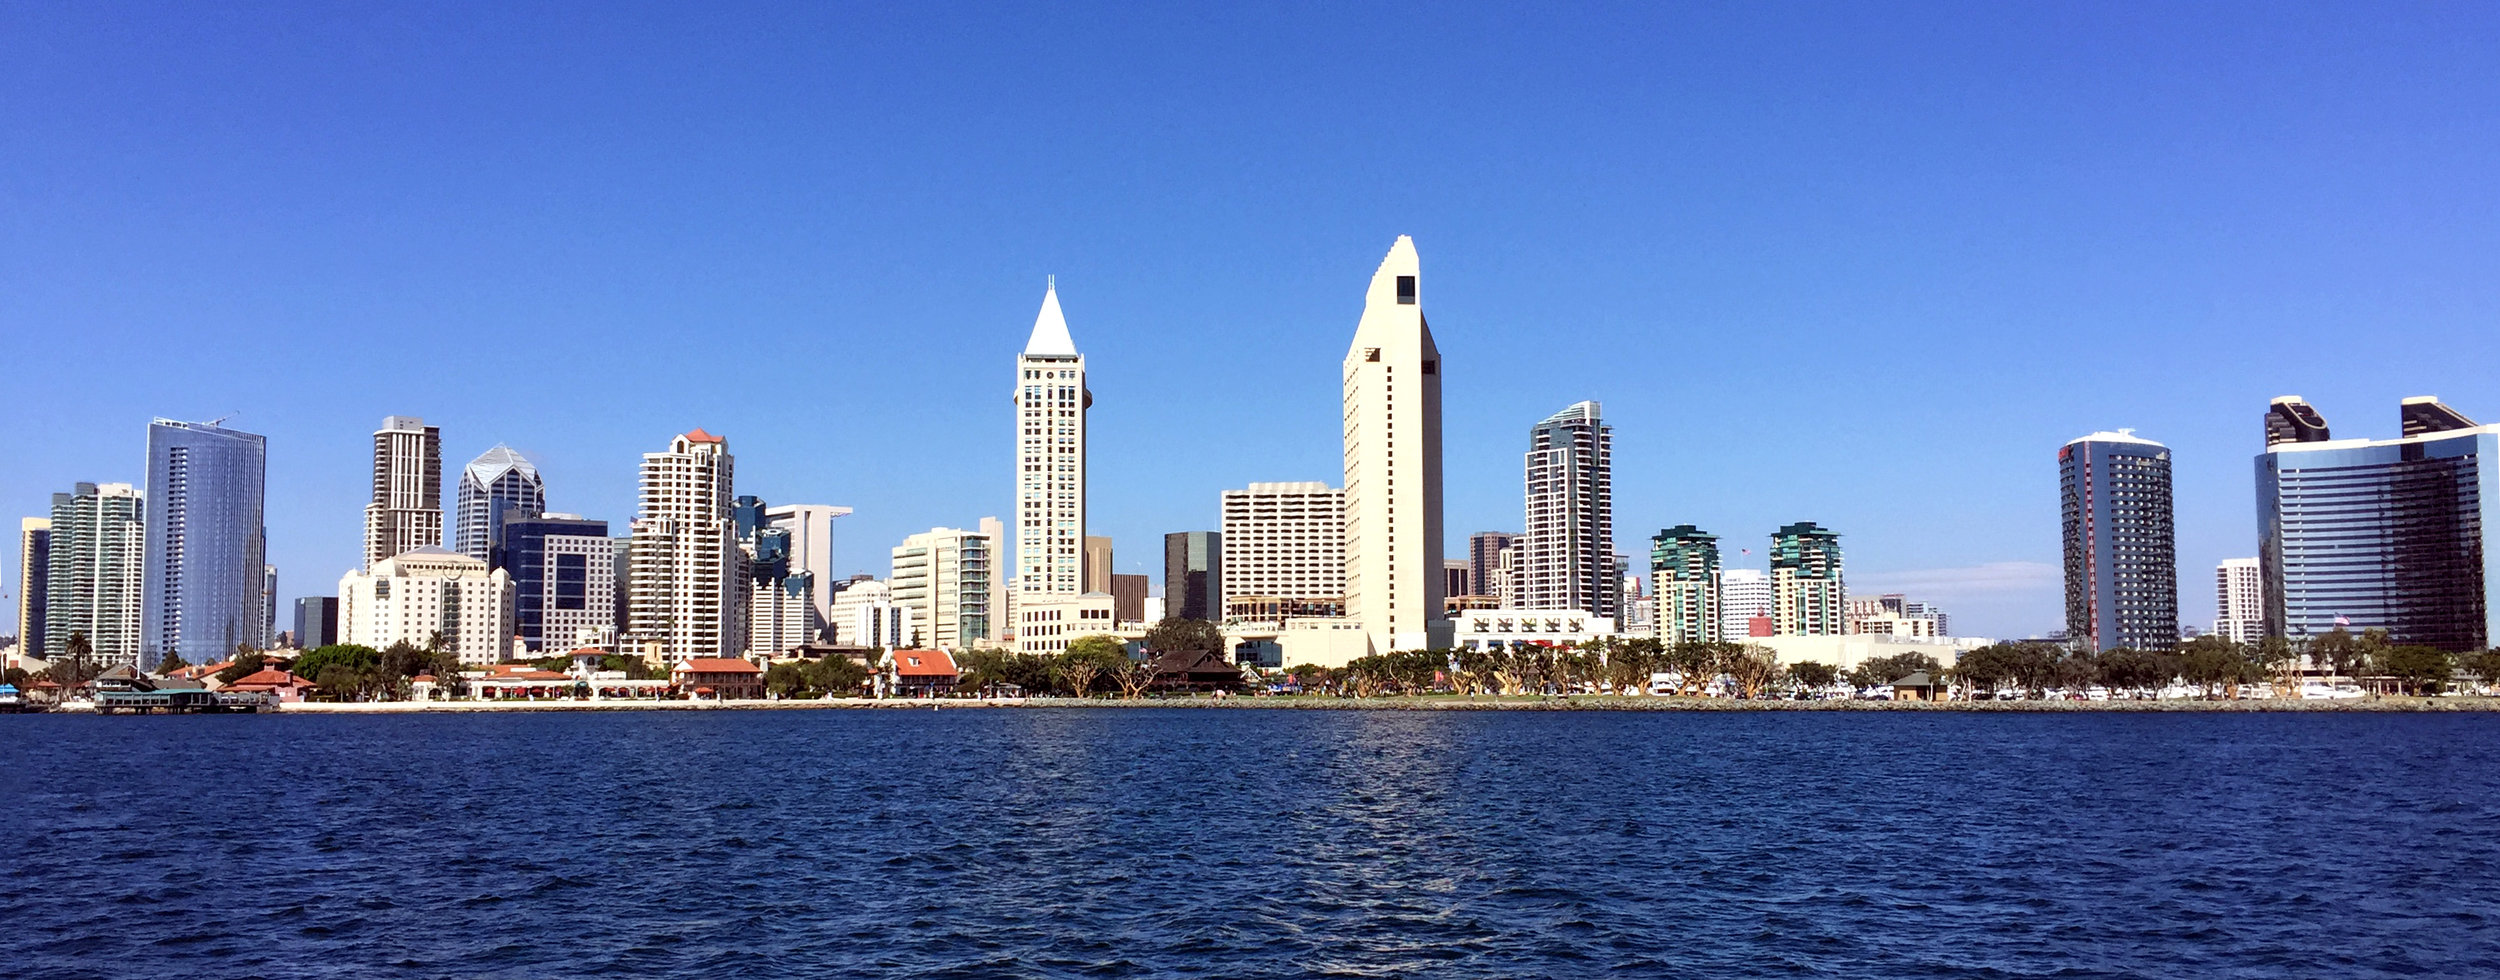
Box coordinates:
[1342,236,1450,654]
[1015,279,1088,596]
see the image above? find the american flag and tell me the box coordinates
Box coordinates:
[2334,614,2351,626]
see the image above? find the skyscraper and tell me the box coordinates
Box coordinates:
[628,429,740,660]
[737,496,818,657]
[1219,483,1346,614]
[46,482,145,667]
[1467,531,1516,602]
[143,418,268,668]
[294,596,338,649]
[1522,400,1614,616]
[1015,279,1088,597]
[456,445,545,566]
[1163,531,1221,622]
[500,513,613,654]
[1341,236,1449,654]
[1651,525,1721,644]
[764,503,853,622]
[15,518,49,659]
[2060,430,2179,651]
[891,519,1003,649]
[365,416,443,570]
[2214,557,2263,644]
[1084,536,1113,594]
[1720,568,1772,640]
[1770,522,1845,636]
[261,565,278,648]
[2258,396,2500,651]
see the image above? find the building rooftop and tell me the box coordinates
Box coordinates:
[1023,278,1078,357]
[2065,428,2165,448]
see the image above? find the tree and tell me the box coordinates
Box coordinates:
[1056,637,1127,698]
[157,650,191,674]
[1787,660,1838,692]
[764,661,809,698]
[1114,649,1164,699]
[2179,636,2247,699]
[2312,628,2362,686]
[1143,618,1223,655]
[1725,644,1780,698]
[1846,652,1942,691]
[808,655,871,697]
[2461,649,2500,695]
[2381,645,2452,696]
[2254,637,2302,698]
[1608,637,1663,695]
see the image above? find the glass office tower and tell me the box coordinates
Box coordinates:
[2258,396,2499,652]
[499,514,613,654]
[142,419,267,670]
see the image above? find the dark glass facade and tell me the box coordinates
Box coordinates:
[498,515,610,653]
[2060,434,2178,652]
[2259,426,2498,651]
[142,420,268,669]
[1163,531,1221,621]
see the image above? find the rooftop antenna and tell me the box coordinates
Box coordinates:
[1047,274,1055,291]
[205,411,241,427]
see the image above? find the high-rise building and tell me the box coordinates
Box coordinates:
[364,416,443,570]
[1015,279,1089,597]
[46,483,145,666]
[738,497,819,657]
[1342,235,1449,654]
[294,596,339,649]
[2214,557,2263,644]
[890,518,1003,650]
[16,518,49,659]
[828,578,911,648]
[456,445,545,566]
[1110,573,1149,625]
[1770,522,1845,636]
[261,565,278,649]
[1651,525,1721,645]
[1522,401,1615,617]
[628,429,741,661]
[764,503,853,623]
[338,547,516,665]
[1219,483,1346,612]
[2259,396,2500,651]
[1467,531,1517,603]
[500,513,614,654]
[1720,568,1772,640]
[2060,430,2178,651]
[1084,536,1114,595]
[1162,531,1221,622]
[143,418,268,669]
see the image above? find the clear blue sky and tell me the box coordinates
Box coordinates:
[5,3,2498,639]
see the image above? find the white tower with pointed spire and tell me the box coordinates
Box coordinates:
[1343,236,1450,654]
[1015,278,1089,597]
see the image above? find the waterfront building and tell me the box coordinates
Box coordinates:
[1162,531,1221,622]
[1218,483,1346,618]
[1449,608,1616,652]
[890,519,1003,650]
[1084,536,1113,595]
[454,445,544,565]
[1341,236,1450,653]
[2258,396,2500,651]
[499,513,614,655]
[143,418,268,669]
[1651,524,1721,645]
[2060,430,2178,651]
[2214,557,2263,644]
[628,429,741,661]
[1770,522,1845,636]
[1111,573,1149,625]
[1720,568,1772,639]
[294,596,339,649]
[1522,401,1615,617]
[16,518,48,659]
[1015,279,1089,597]
[1015,591,1117,656]
[364,416,443,570]
[1845,594,1948,638]
[337,546,516,665]
[45,482,144,666]
[764,503,853,623]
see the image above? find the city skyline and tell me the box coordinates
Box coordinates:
[8,6,2500,641]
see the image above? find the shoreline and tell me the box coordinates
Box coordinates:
[246,695,2500,714]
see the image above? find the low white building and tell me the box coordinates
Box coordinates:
[829,579,912,648]
[338,546,515,665]
[1451,608,1617,651]
[1749,634,1989,673]
[1016,591,1117,656]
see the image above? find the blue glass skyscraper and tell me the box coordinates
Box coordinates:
[2258,396,2499,652]
[499,514,612,654]
[142,418,267,669]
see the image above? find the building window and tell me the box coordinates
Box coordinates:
[1396,276,1416,304]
